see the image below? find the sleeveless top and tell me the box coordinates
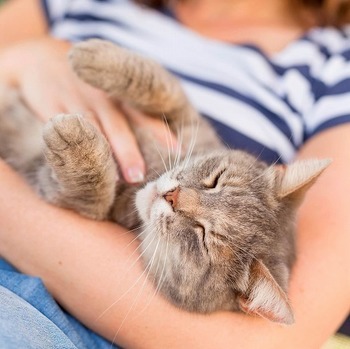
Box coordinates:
[42,0,350,164]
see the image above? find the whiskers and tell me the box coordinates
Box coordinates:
[162,113,175,172]
[182,115,199,170]
[151,112,199,177]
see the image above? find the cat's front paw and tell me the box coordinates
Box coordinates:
[44,113,95,149]
[43,114,115,177]
[42,114,118,219]
[69,39,123,92]
[43,114,96,165]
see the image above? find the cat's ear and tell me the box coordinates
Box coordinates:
[238,259,294,325]
[276,159,331,203]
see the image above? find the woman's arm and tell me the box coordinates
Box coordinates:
[0,124,349,349]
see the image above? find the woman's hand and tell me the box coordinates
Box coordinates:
[0,38,175,183]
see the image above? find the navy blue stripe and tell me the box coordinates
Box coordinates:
[159,6,178,20]
[321,78,350,98]
[341,49,350,60]
[202,115,284,164]
[338,316,350,336]
[40,0,54,27]
[68,33,112,44]
[271,64,350,104]
[170,70,296,144]
[239,44,323,78]
[281,95,300,115]
[307,114,350,140]
[308,78,350,101]
[67,33,134,51]
[232,44,286,76]
[61,13,130,30]
[268,64,326,105]
[298,36,333,59]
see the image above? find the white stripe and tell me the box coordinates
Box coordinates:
[305,92,350,132]
[278,70,314,116]
[307,27,350,54]
[273,40,326,75]
[182,82,296,161]
[45,0,72,21]
[52,19,302,144]
[318,55,350,85]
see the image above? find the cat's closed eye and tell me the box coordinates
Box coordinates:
[203,169,226,189]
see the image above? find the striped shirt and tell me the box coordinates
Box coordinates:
[42,0,350,164]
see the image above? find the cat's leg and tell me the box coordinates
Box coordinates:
[0,84,43,174]
[40,114,117,220]
[69,39,195,123]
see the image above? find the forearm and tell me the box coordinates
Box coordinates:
[0,123,350,349]
[0,162,270,349]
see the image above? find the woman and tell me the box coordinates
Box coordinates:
[0,0,349,348]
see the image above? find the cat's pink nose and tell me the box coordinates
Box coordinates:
[163,187,179,208]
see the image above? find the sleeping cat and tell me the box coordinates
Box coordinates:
[0,39,330,325]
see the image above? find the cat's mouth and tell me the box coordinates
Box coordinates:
[136,180,176,222]
[135,182,158,221]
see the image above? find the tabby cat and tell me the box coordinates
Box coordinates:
[0,39,330,324]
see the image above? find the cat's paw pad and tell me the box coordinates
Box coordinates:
[43,114,96,150]
[43,114,101,166]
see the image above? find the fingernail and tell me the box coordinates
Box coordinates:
[127,166,145,183]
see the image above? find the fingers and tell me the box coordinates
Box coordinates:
[122,103,178,152]
[21,71,146,183]
[11,43,166,185]
[91,96,146,184]
[58,87,102,131]
[1,39,148,183]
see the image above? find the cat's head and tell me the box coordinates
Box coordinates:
[135,150,330,324]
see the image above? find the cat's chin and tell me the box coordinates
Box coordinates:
[135,181,157,222]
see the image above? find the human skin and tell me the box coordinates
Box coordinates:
[0,0,350,348]
[0,125,350,349]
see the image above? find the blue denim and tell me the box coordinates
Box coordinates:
[0,259,121,349]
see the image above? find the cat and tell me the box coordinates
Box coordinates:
[0,39,330,325]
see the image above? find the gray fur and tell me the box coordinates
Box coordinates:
[0,40,330,324]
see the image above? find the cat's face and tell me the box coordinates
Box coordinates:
[135,150,329,323]
[136,151,280,306]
